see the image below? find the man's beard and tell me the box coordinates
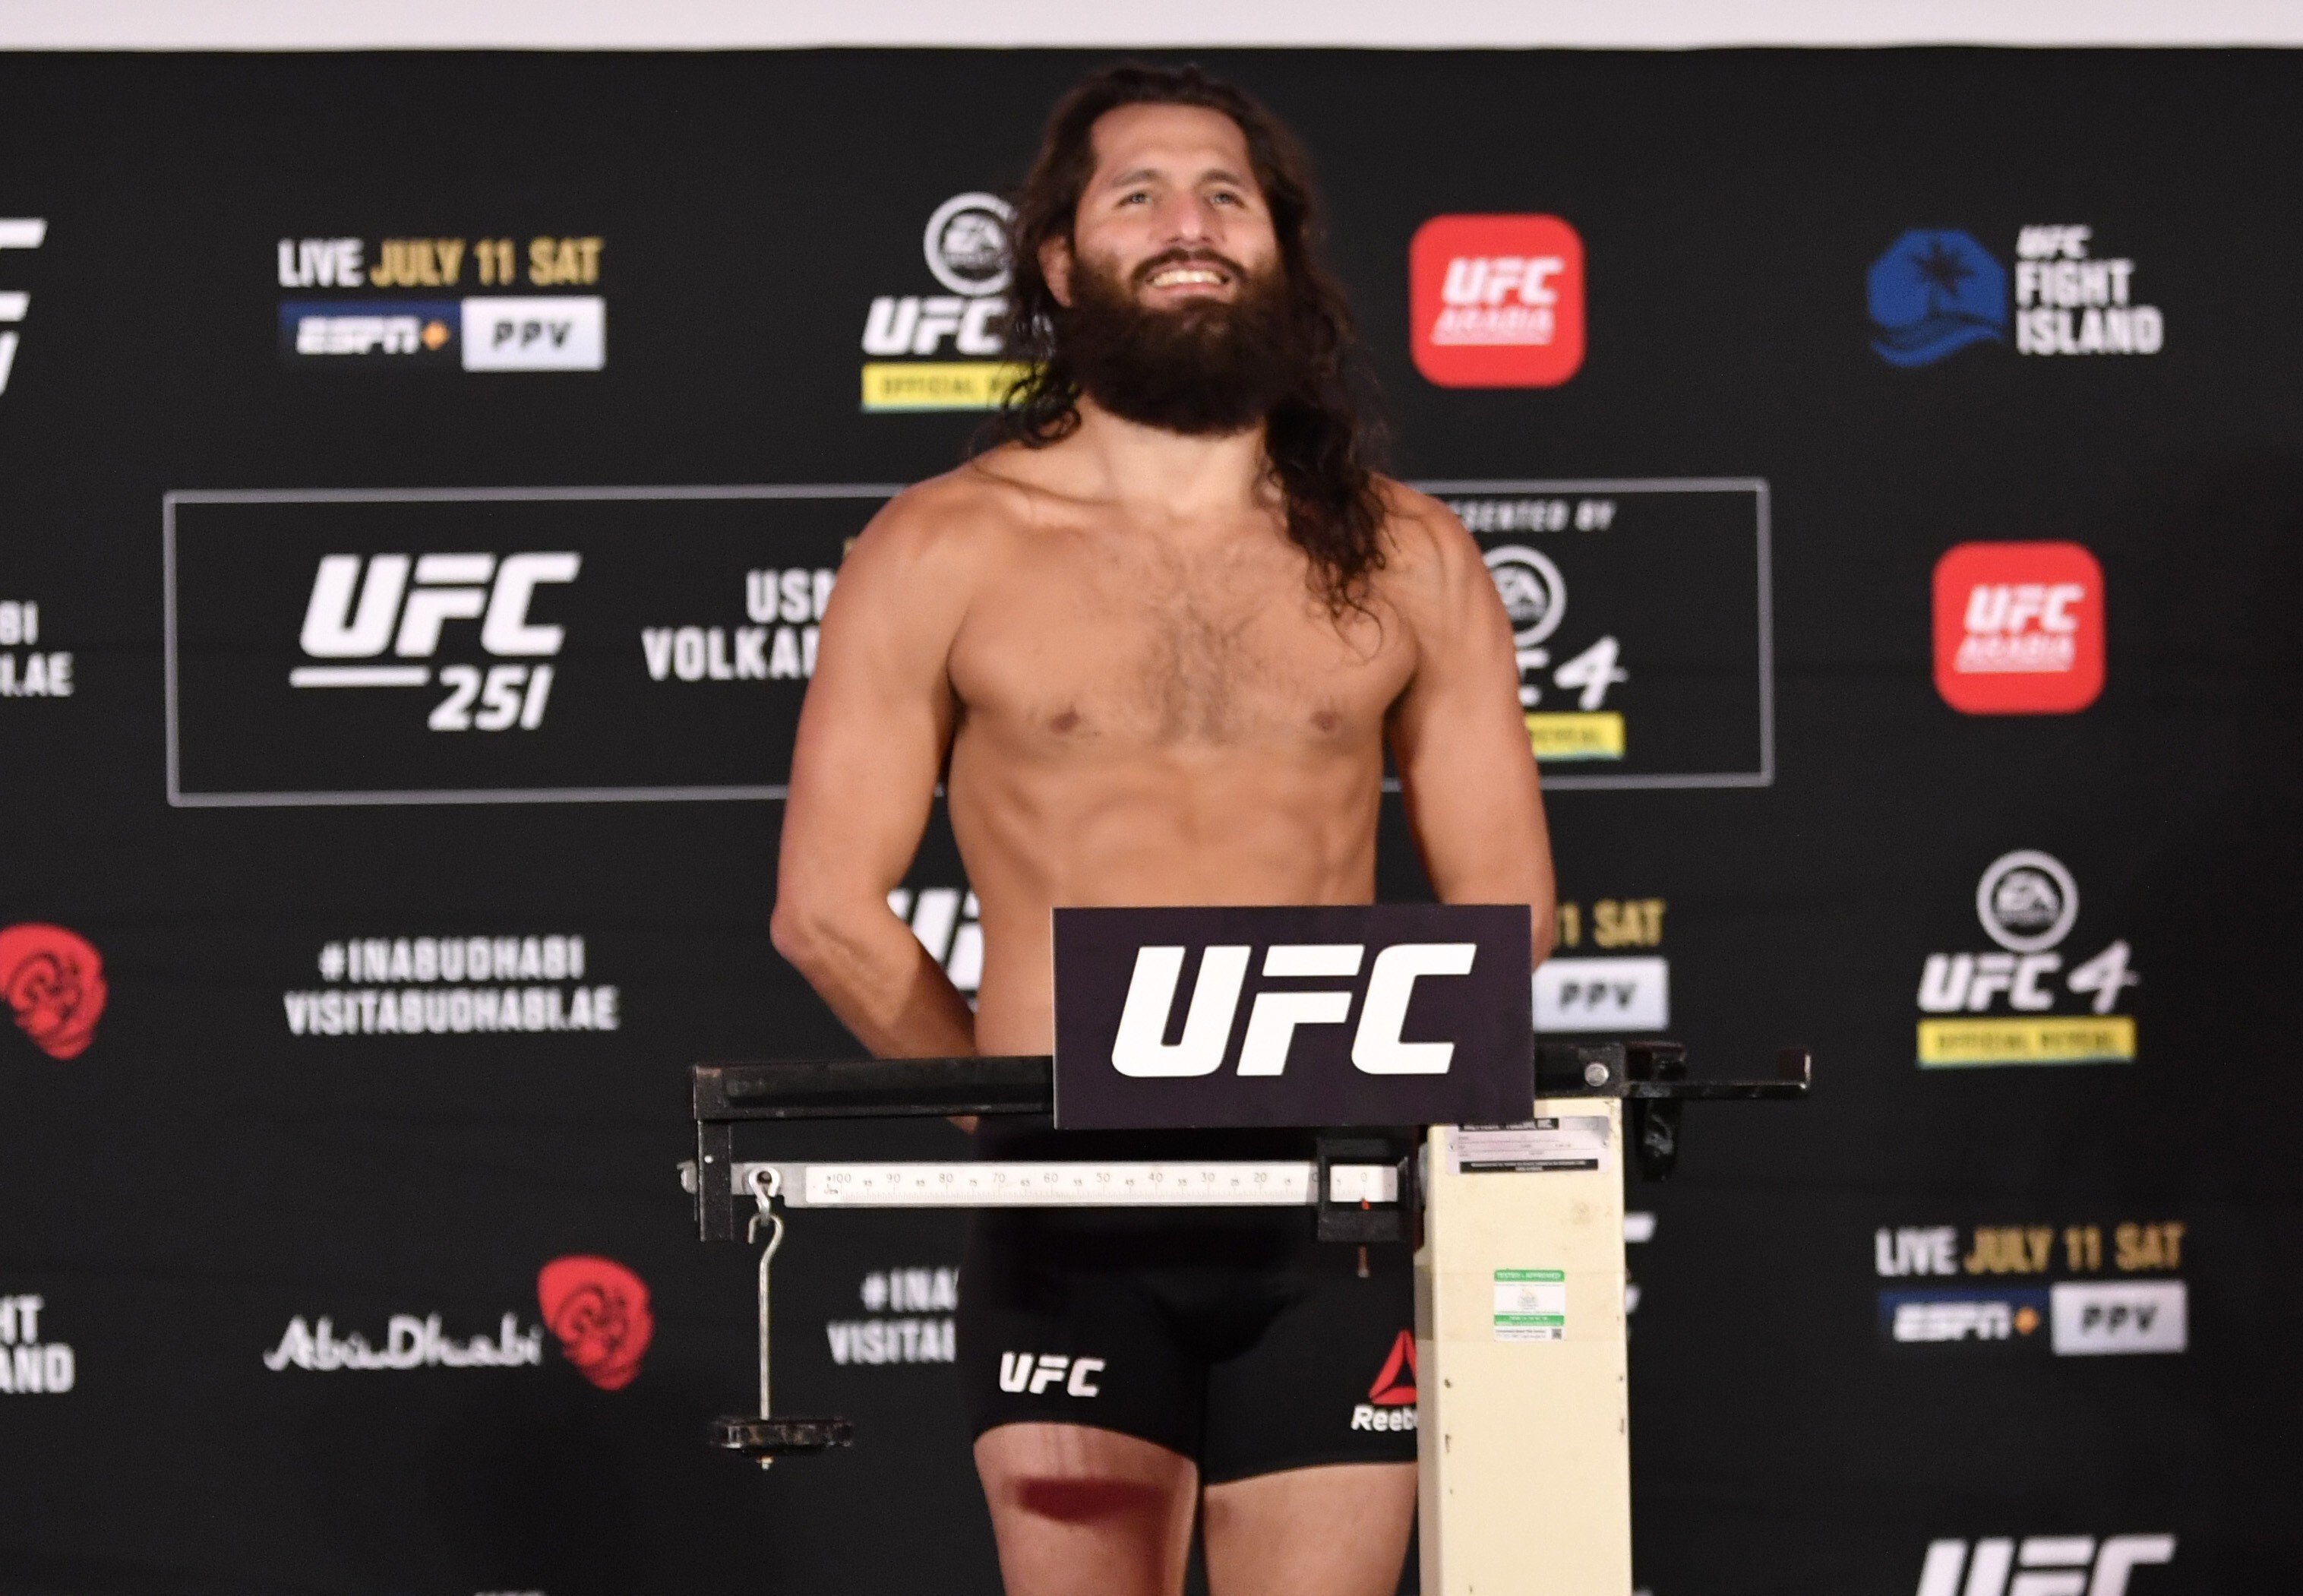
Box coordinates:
[1057,248,1303,436]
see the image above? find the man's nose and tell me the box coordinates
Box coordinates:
[1153,191,1221,244]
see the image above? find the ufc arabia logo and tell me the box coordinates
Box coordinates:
[294,552,579,732]
[1916,1534,2172,1596]
[1933,542,2105,714]
[998,1351,1103,1396]
[1409,215,1586,388]
[1112,941,1477,1079]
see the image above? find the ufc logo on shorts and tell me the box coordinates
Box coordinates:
[1111,942,1477,1079]
[299,552,580,661]
[1916,1534,2174,1596]
[999,1351,1104,1396]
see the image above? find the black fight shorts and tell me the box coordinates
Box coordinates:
[956,1130,1419,1484]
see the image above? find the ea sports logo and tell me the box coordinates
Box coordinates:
[924,193,1012,297]
[1976,851,2078,953]
[1483,545,1566,648]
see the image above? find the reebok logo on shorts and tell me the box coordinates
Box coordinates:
[1351,1329,1419,1430]
[998,1351,1104,1396]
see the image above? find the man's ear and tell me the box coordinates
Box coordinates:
[1040,235,1075,308]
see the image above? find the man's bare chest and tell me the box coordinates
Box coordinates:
[948,540,1412,749]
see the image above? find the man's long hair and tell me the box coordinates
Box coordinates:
[992,64,1388,615]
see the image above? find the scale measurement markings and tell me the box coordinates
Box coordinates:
[718,1160,1409,1207]
[808,1161,1314,1206]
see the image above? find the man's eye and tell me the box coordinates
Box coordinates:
[1120,191,1151,205]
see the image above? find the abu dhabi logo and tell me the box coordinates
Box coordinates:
[1868,229,2007,367]
[0,923,107,1060]
[537,1254,653,1391]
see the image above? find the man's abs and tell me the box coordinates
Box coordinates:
[951,742,1388,1054]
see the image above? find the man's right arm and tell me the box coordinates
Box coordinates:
[769,485,981,1057]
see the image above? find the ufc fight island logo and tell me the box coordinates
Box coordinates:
[1052,905,1531,1131]
[1934,542,2105,715]
[295,551,578,730]
[1409,215,1586,388]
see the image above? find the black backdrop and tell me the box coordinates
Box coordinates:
[1,46,2298,1596]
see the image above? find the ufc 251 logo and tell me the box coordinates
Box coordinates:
[1113,942,1477,1078]
[1917,1534,2172,1596]
[295,552,579,731]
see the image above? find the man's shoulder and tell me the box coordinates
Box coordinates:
[843,454,1043,586]
[1373,477,1482,598]
[861,457,1024,548]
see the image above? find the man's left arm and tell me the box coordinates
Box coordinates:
[1385,494,1558,965]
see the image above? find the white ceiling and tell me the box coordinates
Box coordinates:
[0,0,2297,49]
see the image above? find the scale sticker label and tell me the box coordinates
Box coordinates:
[1495,1269,1567,1342]
[1451,1117,1610,1174]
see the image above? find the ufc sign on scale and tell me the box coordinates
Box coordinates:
[1051,904,1533,1129]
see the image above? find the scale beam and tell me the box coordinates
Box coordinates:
[680,1158,1406,1209]
[688,1041,1809,1237]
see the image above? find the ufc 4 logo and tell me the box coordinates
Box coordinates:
[0,218,46,397]
[1113,942,1476,1079]
[998,1351,1103,1396]
[861,295,1006,357]
[1917,1534,2173,1596]
[300,552,580,660]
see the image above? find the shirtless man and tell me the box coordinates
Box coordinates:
[771,64,1555,1596]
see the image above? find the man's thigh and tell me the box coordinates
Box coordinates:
[975,1421,1199,1596]
[1202,1461,1417,1596]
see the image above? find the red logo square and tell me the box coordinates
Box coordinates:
[1410,215,1585,388]
[1932,542,2105,715]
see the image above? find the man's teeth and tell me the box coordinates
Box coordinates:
[1150,267,1226,286]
